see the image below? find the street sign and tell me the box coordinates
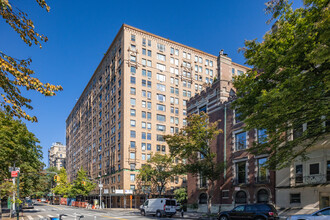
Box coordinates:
[9,167,20,172]
[115,189,123,194]
[11,171,19,177]
[125,190,133,194]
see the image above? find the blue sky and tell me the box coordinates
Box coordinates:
[1,0,281,166]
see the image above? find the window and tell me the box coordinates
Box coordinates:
[157,53,166,61]
[295,164,303,183]
[147,133,151,140]
[210,60,213,67]
[130,174,135,182]
[232,68,235,75]
[170,47,174,54]
[199,57,202,63]
[130,152,135,159]
[310,163,319,175]
[142,132,146,140]
[142,122,146,129]
[131,66,136,74]
[147,50,151,57]
[147,144,151,150]
[130,163,136,171]
[290,194,301,203]
[205,59,209,65]
[257,158,268,182]
[257,189,270,203]
[141,143,146,151]
[235,131,246,150]
[142,48,146,55]
[148,40,151,46]
[175,49,179,56]
[142,38,146,46]
[183,51,186,58]
[130,141,136,148]
[147,60,152,67]
[142,100,146,108]
[130,87,136,95]
[199,193,207,204]
[157,114,166,122]
[130,130,136,138]
[130,76,136,84]
[157,94,166,102]
[142,154,146,160]
[130,98,136,106]
[157,135,165,142]
[147,154,151,161]
[142,111,146,118]
[147,102,151,109]
[130,120,136,127]
[222,190,229,199]
[175,59,179,66]
[156,124,166,132]
[131,34,135,41]
[157,63,166,71]
[237,70,244,76]
[156,84,166,92]
[195,56,198,62]
[236,161,246,184]
[258,129,267,143]
[157,104,166,112]
[157,73,166,82]
[130,55,136,62]
[147,123,151,130]
[157,43,165,52]
[147,81,151,88]
[187,53,191,59]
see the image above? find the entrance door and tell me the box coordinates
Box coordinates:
[320,195,329,209]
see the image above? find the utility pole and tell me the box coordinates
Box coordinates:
[98,178,102,209]
[16,172,19,220]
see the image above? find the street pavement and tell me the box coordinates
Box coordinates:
[17,202,196,220]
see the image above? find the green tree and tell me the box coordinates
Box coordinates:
[52,168,71,198]
[165,112,223,215]
[232,0,329,169]
[173,188,187,205]
[70,167,95,197]
[0,112,45,217]
[0,112,44,195]
[137,153,180,197]
[0,0,62,122]
[0,181,14,217]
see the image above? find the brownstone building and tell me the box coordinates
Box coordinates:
[187,53,275,212]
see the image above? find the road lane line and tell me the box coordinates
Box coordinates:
[100,215,128,220]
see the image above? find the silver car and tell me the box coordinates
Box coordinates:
[286,207,330,220]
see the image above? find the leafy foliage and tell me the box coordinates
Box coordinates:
[233,0,330,169]
[137,153,181,197]
[69,167,95,197]
[173,188,187,204]
[165,112,224,214]
[0,0,62,122]
[52,168,71,198]
[33,167,59,198]
[0,111,44,197]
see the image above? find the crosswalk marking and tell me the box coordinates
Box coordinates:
[37,215,43,218]
[27,216,33,220]
[47,214,54,217]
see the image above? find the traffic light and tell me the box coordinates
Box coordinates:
[54,175,60,182]
[81,181,86,186]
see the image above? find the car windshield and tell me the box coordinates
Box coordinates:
[233,205,245,212]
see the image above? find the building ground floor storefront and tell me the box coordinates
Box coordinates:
[276,185,330,213]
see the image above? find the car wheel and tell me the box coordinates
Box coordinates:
[219,216,228,220]
[156,210,162,218]
[141,210,145,216]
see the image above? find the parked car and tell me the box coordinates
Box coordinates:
[40,198,46,203]
[218,203,279,220]
[22,198,34,209]
[286,207,330,220]
[140,198,177,217]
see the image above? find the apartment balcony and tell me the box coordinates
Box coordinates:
[255,175,271,184]
[232,178,249,186]
[292,174,330,186]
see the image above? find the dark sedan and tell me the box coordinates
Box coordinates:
[218,204,279,220]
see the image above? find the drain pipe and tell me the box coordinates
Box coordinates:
[224,104,227,179]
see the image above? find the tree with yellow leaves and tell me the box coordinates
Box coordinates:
[0,0,62,122]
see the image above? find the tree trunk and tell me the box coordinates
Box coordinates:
[0,197,2,220]
[207,181,215,216]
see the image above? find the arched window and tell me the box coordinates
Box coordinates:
[235,190,247,204]
[257,189,269,203]
[199,193,207,204]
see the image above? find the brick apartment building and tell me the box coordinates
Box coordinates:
[66,24,247,208]
[187,53,275,212]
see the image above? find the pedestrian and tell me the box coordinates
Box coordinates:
[181,206,184,218]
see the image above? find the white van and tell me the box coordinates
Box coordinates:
[140,198,177,217]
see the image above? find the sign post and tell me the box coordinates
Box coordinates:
[130,195,132,209]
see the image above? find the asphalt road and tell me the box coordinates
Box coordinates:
[19,203,187,220]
